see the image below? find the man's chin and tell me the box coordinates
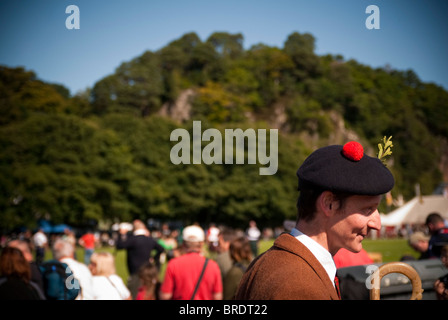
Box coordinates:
[333,243,363,256]
[347,242,363,253]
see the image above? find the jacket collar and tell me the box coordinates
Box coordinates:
[272,233,340,300]
[290,228,336,286]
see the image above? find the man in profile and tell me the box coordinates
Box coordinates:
[236,141,394,300]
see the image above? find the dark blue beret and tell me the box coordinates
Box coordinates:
[297,143,394,195]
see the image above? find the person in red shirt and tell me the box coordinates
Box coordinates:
[79,231,96,265]
[333,248,374,269]
[160,225,223,300]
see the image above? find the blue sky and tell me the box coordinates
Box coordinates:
[0,0,447,95]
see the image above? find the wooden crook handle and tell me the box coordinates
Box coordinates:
[370,262,423,300]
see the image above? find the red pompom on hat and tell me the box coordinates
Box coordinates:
[297,142,394,195]
[342,141,364,161]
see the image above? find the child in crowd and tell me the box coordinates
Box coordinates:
[136,262,159,300]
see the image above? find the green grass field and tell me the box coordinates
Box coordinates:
[362,238,419,262]
[45,238,418,284]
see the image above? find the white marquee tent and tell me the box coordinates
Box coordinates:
[381,195,448,227]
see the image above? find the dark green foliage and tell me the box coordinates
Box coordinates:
[1,30,447,229]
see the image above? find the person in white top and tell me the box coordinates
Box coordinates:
[88,252,131,300]
[206,223,220,253]
[52,238,95,300]
[32,229,48,265]
[246,220,261,256]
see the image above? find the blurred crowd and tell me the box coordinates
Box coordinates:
[0,219,265,300]
[0,213,447,300]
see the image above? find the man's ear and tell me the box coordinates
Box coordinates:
[317,191,338,217]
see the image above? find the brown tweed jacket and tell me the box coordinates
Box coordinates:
[235,233,340,300]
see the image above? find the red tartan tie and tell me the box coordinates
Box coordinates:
[334,276,341,300]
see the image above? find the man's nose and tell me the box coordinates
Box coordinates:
[368,210,381,231]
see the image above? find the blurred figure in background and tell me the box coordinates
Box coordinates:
[62,228,77,259]
[89,251,131,300]
[0,247,46,300]
[136,262,160,300]
[246,220,260,257]
[426,213,448,258]
[160,225,222,300]
[53,238,95,300]
[333,248,373,269]
[7,239,44,292]
[215,228,238,281]
[206,223,220,253]
[223,236,253,300]
[32,228,48,265]
[116,219,164,299]
[158,225,178,263]
[334,248,374,300]
[79,230,96,265]
[434,245,448,300]
[405,231,430,260]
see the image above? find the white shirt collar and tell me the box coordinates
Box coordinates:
[290,228,336,287]
[133,229,149,236]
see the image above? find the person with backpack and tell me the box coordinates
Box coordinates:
[39,258,80,300]
[52,238,95,300]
